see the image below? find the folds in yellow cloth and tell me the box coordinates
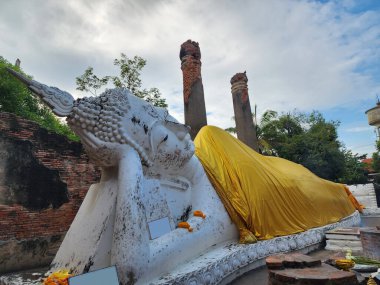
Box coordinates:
[194,126,363,243]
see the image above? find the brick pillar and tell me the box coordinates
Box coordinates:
[230,72,259,151]
[180,40,207,139]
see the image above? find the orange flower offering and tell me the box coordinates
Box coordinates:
[178,221,193,232]
[335,259,355,271]
[194,210,206,219]
[43,269,72,285]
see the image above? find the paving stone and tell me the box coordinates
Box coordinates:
[267,253,359,285]
[266,253,321,270]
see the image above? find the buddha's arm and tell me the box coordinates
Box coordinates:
[145,167,238,281]
[146,209,236,282]
[111,145,150,282]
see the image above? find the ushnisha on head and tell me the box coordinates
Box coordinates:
[7,68,194,169]
[67,88,156,167]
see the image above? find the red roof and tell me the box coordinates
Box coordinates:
[361,158,373,172]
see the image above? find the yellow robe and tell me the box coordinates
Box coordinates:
[194,126,363,242]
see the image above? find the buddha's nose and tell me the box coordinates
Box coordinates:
[177,131,190,141]
[183,133,191,142]
[177,131,185,140]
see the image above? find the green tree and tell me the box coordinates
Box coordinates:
[76,53,167,107]
[339,150,368,184]
[1,57,39,117]
[75,67,109,96]
[300,112,345,180]
[228,109,366,182]
[258,111,305,158]
[0,56,78,141]
[261,110,368,183]
[262,111,346,181]
[225,110,277,155]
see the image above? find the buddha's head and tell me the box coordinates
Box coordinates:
[6,69,194,171]
[67,89,194,171]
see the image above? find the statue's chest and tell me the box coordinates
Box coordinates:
[141,177,192,239]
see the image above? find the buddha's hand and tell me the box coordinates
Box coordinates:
[79,130,137,167]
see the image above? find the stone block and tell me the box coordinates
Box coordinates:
[325,227,363,252]
[360,227,380,260]
[267,255,358,285]
[326,239,362,247]
[266,253,321,270]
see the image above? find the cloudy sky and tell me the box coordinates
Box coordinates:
[1,0,379,155]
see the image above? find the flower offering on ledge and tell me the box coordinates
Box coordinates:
[43,270,72,285]
[178,221,193,232]
[194,210,206,219]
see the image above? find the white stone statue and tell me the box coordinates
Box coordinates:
[7,69,238,284]
[8,69,363,285]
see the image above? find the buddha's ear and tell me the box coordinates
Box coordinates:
[6,68,74,117]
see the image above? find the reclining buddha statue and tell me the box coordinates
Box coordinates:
[8,68,362,285]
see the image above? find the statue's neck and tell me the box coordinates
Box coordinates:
[100,166,118,182]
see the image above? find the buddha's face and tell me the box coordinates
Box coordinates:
[149,120,194,172]
[66,88,194,170]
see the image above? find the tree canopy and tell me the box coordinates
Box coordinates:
[226,110,368,184]
[0,56,78,141]
[260,110,346,181]
[76,53,167,107]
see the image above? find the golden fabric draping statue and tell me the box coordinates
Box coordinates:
[195,125,363,242]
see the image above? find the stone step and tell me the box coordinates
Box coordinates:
[326,239,362,247]
[325,233,361,240]
[325,244,362,252]
[325,227,361,241]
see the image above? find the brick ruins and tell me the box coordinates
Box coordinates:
[230,72,259,151]
[180,40,207,139]
[0,112,99,273]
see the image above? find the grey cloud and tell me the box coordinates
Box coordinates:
[0,0,379,134]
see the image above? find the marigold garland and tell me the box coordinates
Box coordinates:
[193,210,206,219]
[43,269,72,285]
[178,221,193,232]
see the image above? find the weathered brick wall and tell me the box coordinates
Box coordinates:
[0,112,100,273]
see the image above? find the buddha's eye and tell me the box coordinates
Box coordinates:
[157,134,168,148]
[161,134,168,143]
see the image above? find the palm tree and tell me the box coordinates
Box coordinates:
[225,109,277,155]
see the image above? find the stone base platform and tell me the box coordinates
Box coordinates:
[0,211,360,285]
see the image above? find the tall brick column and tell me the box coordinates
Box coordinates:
[180,40,207,139]
[231,72,259,151]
